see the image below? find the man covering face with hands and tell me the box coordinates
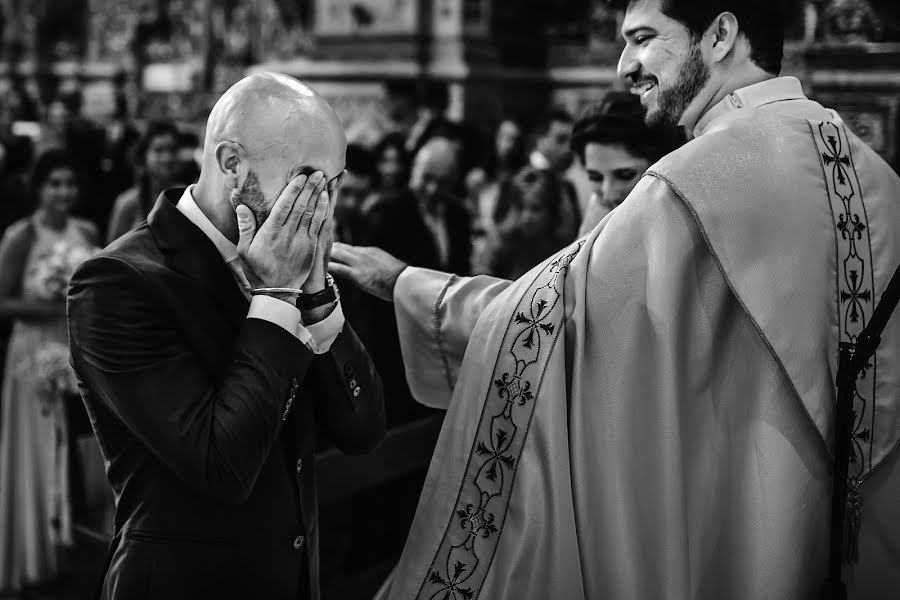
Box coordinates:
[67,72,384,600]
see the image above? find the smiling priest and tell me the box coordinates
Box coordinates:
[331,1,900,598]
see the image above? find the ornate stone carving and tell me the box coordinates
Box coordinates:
[805,0,900,43]
[824,0,882,42]
[315,0,417,35]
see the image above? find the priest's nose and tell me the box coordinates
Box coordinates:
[617,45,640,83]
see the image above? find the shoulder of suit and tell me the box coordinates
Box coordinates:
[77,243,162,290]
[96,222,162,271]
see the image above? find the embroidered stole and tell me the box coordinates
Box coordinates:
[415,241,584,600]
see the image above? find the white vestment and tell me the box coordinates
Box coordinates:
[382,77,900,599]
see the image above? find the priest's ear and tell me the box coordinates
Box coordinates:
[706,12,742,66]
[214,141,246,190]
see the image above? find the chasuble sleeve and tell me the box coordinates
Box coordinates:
[394,267,512,408]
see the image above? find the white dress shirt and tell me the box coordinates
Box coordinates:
[529,150,552,170]
[177,186,344,354]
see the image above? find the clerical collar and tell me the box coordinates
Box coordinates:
[177,185,239,265]
[692,76,807,138]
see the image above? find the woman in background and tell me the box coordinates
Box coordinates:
[106,120,181,244]
[0,150,97,593]
[371,132,410,194]
[571,91,685,235]
[473,167,571,280]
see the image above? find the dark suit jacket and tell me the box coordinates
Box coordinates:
[67,189,385,600]
[363,188,472,277]
[345,189,469,426]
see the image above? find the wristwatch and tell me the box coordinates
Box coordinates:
[296,274,340,310]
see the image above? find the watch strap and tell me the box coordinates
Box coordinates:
[296,275,340,310]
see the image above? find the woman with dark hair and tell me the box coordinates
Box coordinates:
[473,167,572,279]
[466,118,528,238]
[0,150,98,592]
[372,131,410,193]
[571,91,685,234]
[106,120,181,244]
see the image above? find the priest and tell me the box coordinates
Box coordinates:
[330,0,900,598]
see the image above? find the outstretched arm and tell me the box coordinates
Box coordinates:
[394,267,512,408]
[330,243,512,408]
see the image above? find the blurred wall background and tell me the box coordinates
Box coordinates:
[0,0,897,168]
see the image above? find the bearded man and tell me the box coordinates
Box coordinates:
[331,0,900,598]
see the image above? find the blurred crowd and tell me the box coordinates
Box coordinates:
[0,77,685,597]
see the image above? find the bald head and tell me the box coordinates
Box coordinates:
[204,73,344,163]
[195,72,347,236]
[410,137,460,208]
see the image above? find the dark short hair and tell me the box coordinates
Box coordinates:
[54,89,84,115]
[29,149,79,198]
[534,108,574,139]
[345,143,375,178]
[495,166,564,226]
[606,0,784,75]
[571,91,684,164]
[373,132,409,164]
[421,80,450,113]
[133,120,180,168]
[384,79,417,100]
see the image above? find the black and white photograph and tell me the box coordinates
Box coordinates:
[0,1,898,599]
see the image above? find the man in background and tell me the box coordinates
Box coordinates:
[524,109,581,239]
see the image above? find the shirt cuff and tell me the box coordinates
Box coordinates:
[248,296,345,354]
[247,295,312,347]
[301,302,345,354]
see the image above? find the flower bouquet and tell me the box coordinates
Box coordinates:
[33,342,79,396]
[31,239,97,302]
[17,341,80,416]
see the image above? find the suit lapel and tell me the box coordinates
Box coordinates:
[148,189,250,326]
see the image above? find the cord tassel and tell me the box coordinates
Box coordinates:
[844,477,862,564]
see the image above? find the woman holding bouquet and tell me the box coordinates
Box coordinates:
[0,149,98,592]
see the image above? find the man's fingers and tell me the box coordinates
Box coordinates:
[313,189,335,237]
[299,177,328,232]
[267,173,307,230]
[288,171,325,232]
[330,242,357,265]
[235,205,256,257]
[328,261,355,281]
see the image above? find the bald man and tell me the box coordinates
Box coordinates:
[67,73,385,600]
[363,137,471,276]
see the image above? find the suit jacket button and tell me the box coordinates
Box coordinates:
[293,535,305,550]
[296,458,303,474]
[349,379,357,389]
[353,386,361,397]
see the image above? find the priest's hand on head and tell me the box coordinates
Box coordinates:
[329,243,407,302]
[236,171,329,292]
